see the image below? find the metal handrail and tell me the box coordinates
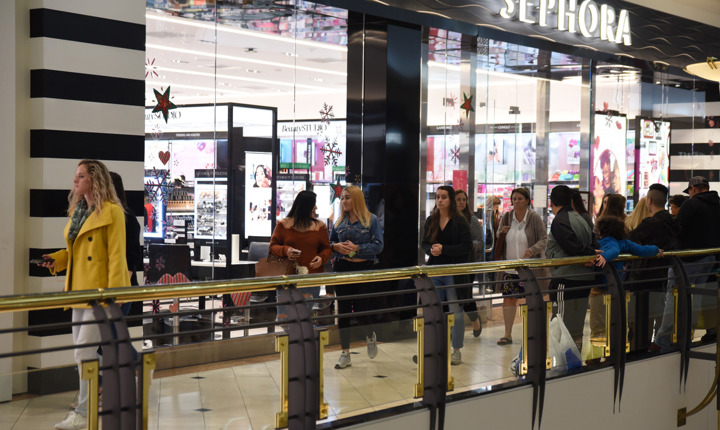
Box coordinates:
[4,248,720,313]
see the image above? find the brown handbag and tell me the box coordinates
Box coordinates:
[255,249,296,277]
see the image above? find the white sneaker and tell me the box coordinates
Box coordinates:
[451,349,462,366]
[55,411,87,430]
[366,332,378,359]
[335,351,351,369]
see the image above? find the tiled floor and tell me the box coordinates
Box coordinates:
[8,298,652,429]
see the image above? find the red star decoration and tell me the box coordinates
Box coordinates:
[152,87,178,123]
[330,180,344,202]
[460,92,474,118]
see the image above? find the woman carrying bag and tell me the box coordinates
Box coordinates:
[495,187,547,346]
[269,190,332,322]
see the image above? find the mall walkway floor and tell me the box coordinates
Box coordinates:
[4,311,538,429]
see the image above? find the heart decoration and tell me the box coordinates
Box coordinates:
[157,273,190,285]
[158,151,171,165]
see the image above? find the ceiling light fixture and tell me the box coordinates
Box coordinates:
[150,66,326,90]
[146,13,348,53]
[145,44,346,77]
[684,57,720,82]
[246,69,260,73]
[245,48,258,53]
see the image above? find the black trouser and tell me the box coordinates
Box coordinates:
[335,259,376,350]
[549,277,593,353]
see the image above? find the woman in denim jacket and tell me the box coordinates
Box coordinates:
[330,185,384,369]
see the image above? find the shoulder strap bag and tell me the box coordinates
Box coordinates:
[255,249,296,277]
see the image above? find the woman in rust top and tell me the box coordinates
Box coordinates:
[270,190,332,321]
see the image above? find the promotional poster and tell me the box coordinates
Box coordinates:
[245,152,273,239]
[636,118,670,198]
[591,113,627,217]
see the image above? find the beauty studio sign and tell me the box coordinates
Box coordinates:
[499,0,632,46]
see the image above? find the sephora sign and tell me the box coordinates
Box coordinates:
[499,0,632,46]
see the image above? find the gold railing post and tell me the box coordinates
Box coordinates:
[672,287,679,344]
[275,335,289,429]
[520,305,528,375]
[545,302,552,369]
[447,313,455,391]
[81,359,100,430]
[625,292,631,353]
[413,316,424,398]
[317,330,329,420]
[142,352,156,430]
[603,294,612,357]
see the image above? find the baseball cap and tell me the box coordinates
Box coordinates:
[683,176,709,194]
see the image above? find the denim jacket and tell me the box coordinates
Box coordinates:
[330,214,384,262]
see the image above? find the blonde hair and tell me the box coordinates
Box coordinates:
[335,185,372,228]
[625,196,650,231]
[68,159,121,216]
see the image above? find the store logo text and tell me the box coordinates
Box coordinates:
[499,0,632,46]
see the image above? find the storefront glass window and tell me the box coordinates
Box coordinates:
[144,2,348,284]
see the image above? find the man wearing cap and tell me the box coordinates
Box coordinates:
[654,176,720,349]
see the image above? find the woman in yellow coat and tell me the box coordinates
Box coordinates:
[41,159,130,430]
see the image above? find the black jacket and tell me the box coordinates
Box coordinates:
[421,214,473,266]
[627,210,679,291]
[675,191,720,251]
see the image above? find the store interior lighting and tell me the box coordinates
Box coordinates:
[684,57,720,82]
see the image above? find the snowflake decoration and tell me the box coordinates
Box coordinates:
[445,93,458,109]
[353,174,361,183]
[320,136,342,166]
[449,145,460,164]
[145,58,159,79]
[457,118,465,132]
[155,256,166,272]
[145,168,172,204]
[319,103,335,126]
[605,112,613,127]
[151,124,163,140]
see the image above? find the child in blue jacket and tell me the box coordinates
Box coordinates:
[595,215,663,269]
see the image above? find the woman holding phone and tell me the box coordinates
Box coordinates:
[40,159,130,430]
[269,190,332,321]
[330,185,384,369]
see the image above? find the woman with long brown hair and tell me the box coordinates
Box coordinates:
[41,159,130,430]
[270,190,332,321]
[421,185,473,365]
[330,185,384,369]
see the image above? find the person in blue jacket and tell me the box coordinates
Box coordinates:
[594,215,663,270]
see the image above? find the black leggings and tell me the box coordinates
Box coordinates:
[335,259,376,350]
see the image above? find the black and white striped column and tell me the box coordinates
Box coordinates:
[25,1,145,350]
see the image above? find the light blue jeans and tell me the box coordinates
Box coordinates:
[432,275,464,350]
[276,286,320,323]
[655,255,716,349]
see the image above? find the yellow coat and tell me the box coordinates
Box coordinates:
[49,201,131,299]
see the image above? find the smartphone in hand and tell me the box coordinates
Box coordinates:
[30,258,54,265]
